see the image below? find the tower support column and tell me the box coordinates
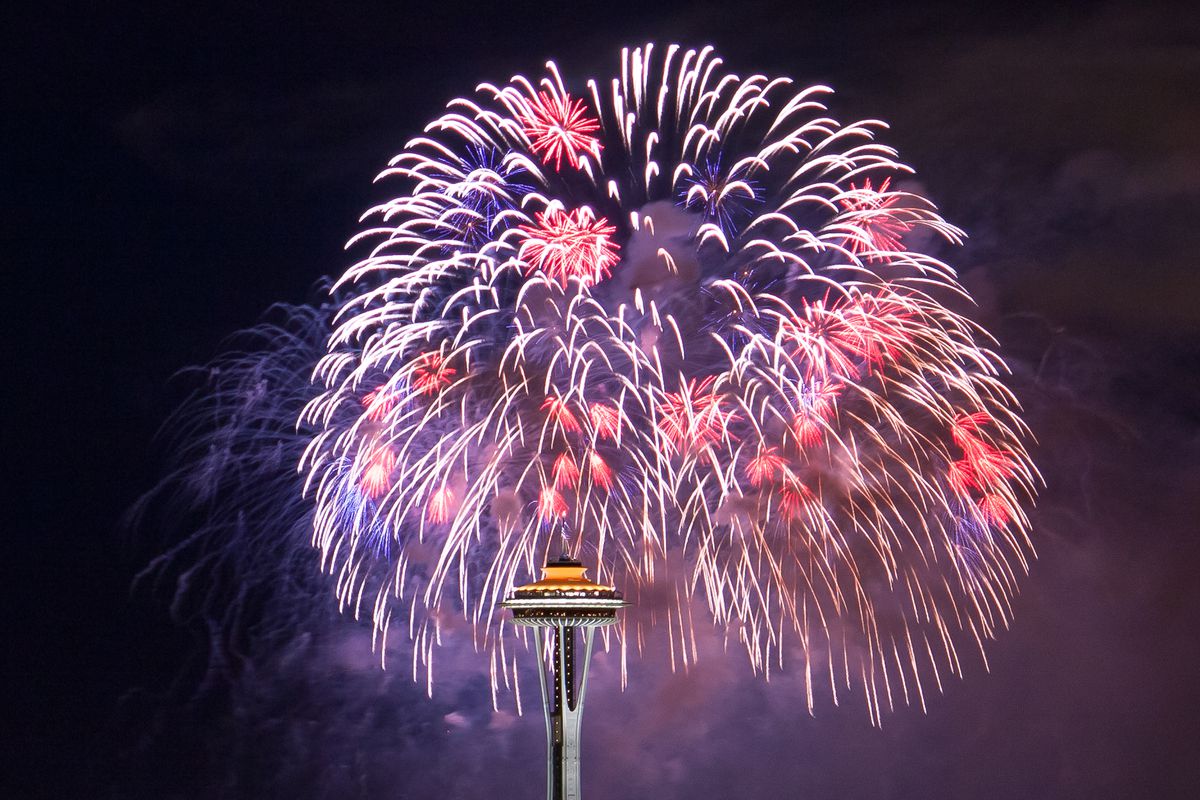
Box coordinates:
[533,624,597,800]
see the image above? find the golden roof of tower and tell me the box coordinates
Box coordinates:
[506,555,623,598]
[511,556,614,594]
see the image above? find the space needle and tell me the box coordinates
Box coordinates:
[502,554,627,800]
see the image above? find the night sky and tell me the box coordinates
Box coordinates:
[6,1,1200,797]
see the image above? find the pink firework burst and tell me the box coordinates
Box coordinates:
[521,90,601,170]
[537,485,569,521]
[657,377,739,455]
[587,451,614,491]
[745,446,787,487]
[361,386,396,422]
[426,485,455,524]
[411,352,456,395]
[588,402,621,440]
[519,208,621,288]
[360,448,396,498]
[839,177,912,259]
[541,396,582,434]
[552,451,580,489]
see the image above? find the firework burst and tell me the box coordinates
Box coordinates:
[300,44,1038,721]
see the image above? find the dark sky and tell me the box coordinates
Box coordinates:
[5,1,1200,798]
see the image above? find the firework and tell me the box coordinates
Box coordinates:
[292,44,1038,721]
[129,303,334,686]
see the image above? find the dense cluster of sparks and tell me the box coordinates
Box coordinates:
[518,208,620,287]
[301,44,1038,720]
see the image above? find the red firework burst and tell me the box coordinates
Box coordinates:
[541,396,582,433]
[537,485,569,521]
[947,458,977,496]
[519,208,621,288]
[362,386,396,422]
[588,402,621,440]
[785,298,866,380]
[840,294,916,371]
[838,177,912,260]
[657,377,739,455]
[780,476,814,520]
[552,452,580,489]
[521,90,601,170]
[411,352,456,395]
[745,446,787,487]
[587,451,614,491]
[426,485,455,523]
[361,448,396,498]
[978,493,1013,527]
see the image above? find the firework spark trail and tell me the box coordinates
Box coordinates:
[298,43,1038,721]
[128,303,336,695]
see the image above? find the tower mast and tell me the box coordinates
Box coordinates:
[503,555,626,799]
